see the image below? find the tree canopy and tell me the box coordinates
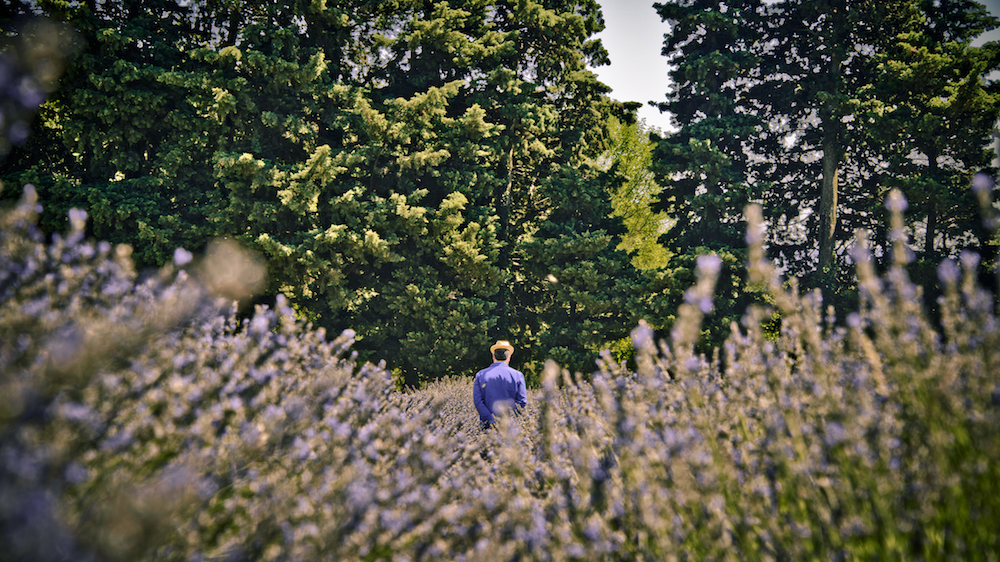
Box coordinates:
[1,0,646,384]
[3,0,999,382]
[653,0,1000,315]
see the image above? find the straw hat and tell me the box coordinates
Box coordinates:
[490,340,514,355]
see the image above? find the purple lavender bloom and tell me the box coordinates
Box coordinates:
[249,313,270,336]
[960,251,980,272]
[972,172,995,194]
[885,190,908,212]
[47,323,83,365]
[696,253,723,277]
[847,313,862,330]
[64,462,89,485]
[684,355,703,372]
[824,421,847,446]
[67,208,87,232]
[630,320,654,351]
[173,247,193,267]
[745,222,765,246]
[16,76,45,108]
[937,258,960,285]
[8,120,29,144]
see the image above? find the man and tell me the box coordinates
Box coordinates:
[473,340,527,430]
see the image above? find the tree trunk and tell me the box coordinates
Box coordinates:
[818,126,841,278]
[818,43,844,281]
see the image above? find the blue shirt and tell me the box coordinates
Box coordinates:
[473,361,527,425]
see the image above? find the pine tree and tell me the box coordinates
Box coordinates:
[515,161,648,377]
[874,0,1000,262]
[3,0,642,384]
[3,0,229,265]
[654,0,1000,311]
[651,0,763,253]
[598,117,671,270]
[646,0,766,347]
[210,0,637,383]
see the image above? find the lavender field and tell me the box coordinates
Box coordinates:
[2,184,999,561]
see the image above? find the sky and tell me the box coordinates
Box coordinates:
[591,0,675,132]
[591,0,1000,135]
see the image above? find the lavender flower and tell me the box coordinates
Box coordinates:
[696,253,722,277]
[937,258,960,285]
[173,247,193,267]
[3,185,1000,562]
[884,189,908,212]
[972,172,995,194]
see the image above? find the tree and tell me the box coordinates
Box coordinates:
[597,117,671,270]
[515,161,649,377]
[654,0,1000,309]
[209,1,511,385]
[874,0,1000,262]
[746,0,930,290]
[645,0,767,347]
[652,0,763,254]
[2,0,232,264]
[3,0,642,384]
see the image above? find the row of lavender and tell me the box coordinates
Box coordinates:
[3,183,999,560]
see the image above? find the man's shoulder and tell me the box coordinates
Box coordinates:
[502,364,525,378]
[474,364,496,378]
[476,362,522,377]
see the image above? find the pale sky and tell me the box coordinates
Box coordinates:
[592,0,1000,135]
[592,0,674,133]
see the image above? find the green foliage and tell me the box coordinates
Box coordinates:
[654,0,1000,313]
[644,246,767,354]
[1,0,644,384]
[596,117,671,270]
[651,0,761,254]
[872,0,1000,266]
[641,0,768,347]
[513,162,648,378]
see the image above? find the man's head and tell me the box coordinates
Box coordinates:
[490,340,514,363]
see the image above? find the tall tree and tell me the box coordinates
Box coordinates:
[2,0,231,263]
[210,1,510,385]
[598,116,671,270]
[515,160,649,377]
[651,0,764,252]
[874,0,1000,262]
[749,0,925,288]
[3,0,641,384]
[655,0,1000,305]
[647,0,767,346]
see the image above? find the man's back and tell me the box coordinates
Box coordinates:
[473,361,527,425]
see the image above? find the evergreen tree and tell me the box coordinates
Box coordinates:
[2,0,643,384]
[652,0,763,254]
[210,1,509,385]
[654,0,1000,310]
[515,161,648,378]
[874,0,1000,262]
[746,0,925,289]
[2,0,229,264]
[598,117,671,270]
[647,0,766,347]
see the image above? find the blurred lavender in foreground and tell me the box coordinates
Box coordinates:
[2,184,1000,560]
[0,17,79,162]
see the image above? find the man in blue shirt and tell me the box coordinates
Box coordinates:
[473,340,527,430]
